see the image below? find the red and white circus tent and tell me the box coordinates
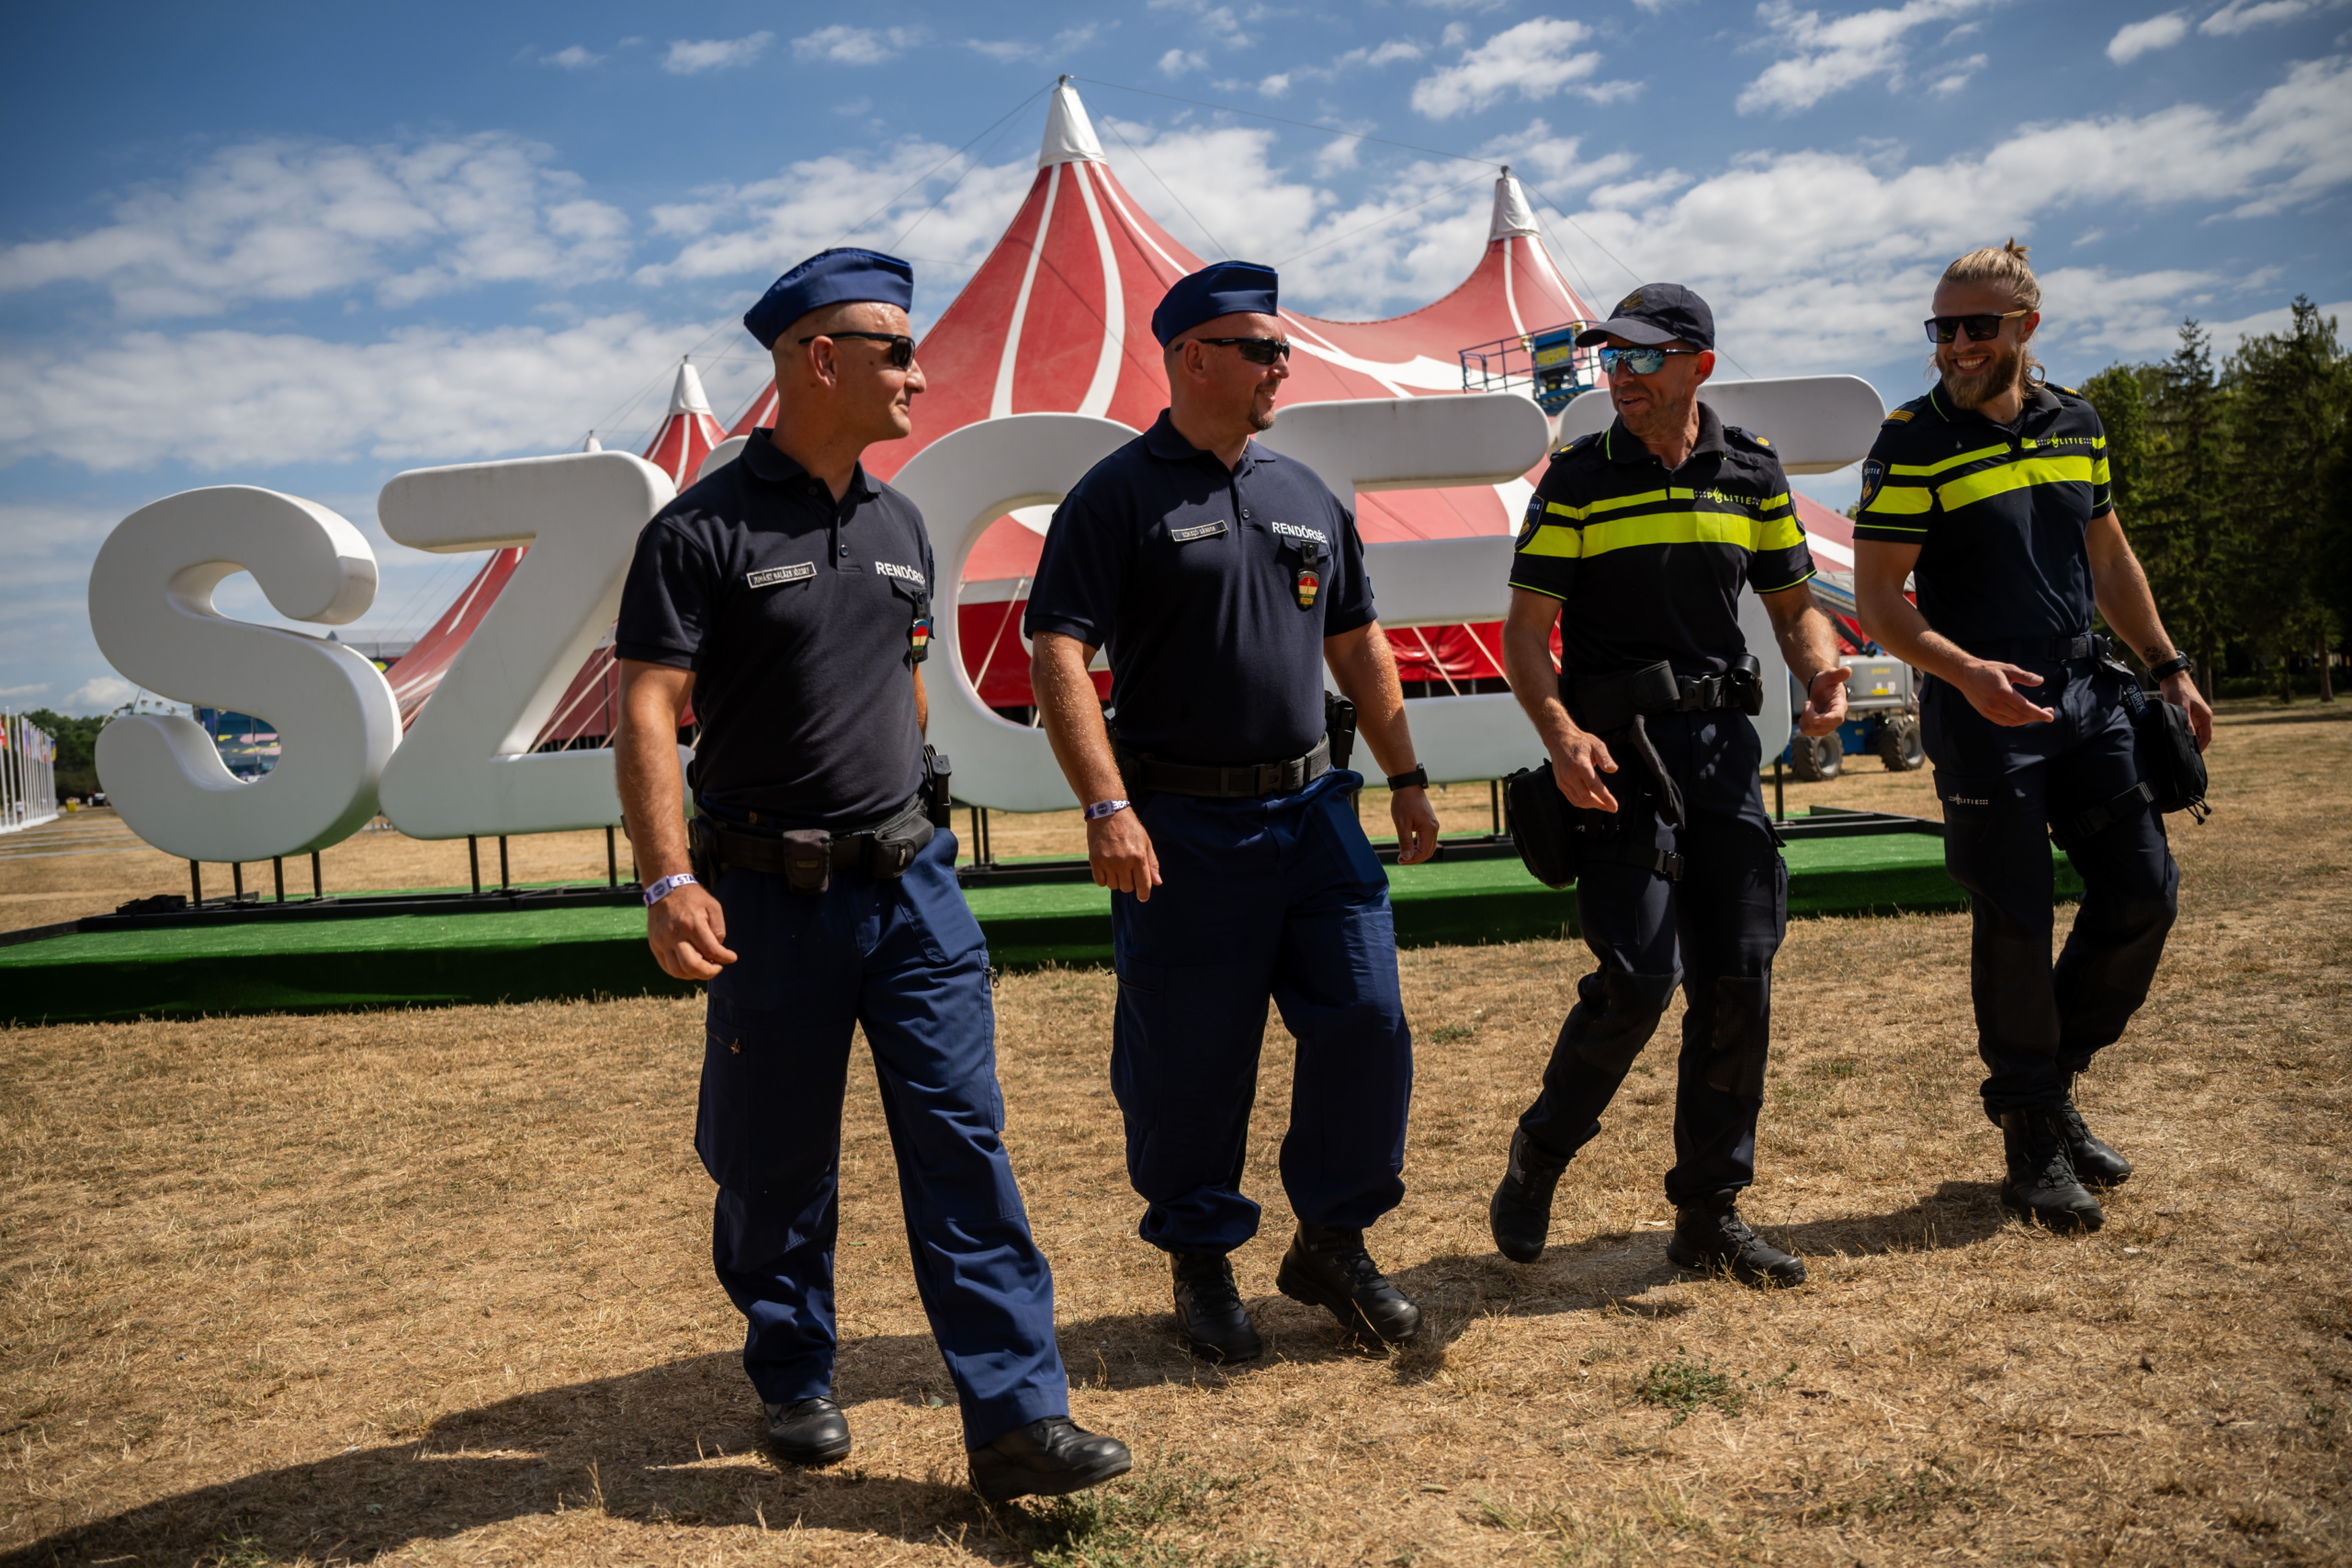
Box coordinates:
[719,80,1600,706]
[385,361,723,739]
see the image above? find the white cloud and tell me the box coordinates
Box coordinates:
[67,678,136,712]
[791,26,926,65]
[0,135,631,320]
[1739,0,1997,115]
[540,44,604,69]
[0,682,49,698]
[662,32,774,73]
[965,23,1101,62]
[1929,52,1988,93]
[2202,0,2339,33]
[1159,47,1207,76]
[1411,18,1631,119]
[1259,73,1293,96]
[2108,11,2191,61]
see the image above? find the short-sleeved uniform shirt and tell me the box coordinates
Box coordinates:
[1850,384,2112,649]
[1508,405,1813,679]
[615,429,933,830]
[1023,411,1375,765]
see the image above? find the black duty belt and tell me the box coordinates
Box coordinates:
[1967,633,2112,664]
[1116,735,1331,799]
[688,796,933,887]
[1567,656,1762,734]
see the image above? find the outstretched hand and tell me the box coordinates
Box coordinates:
[1797,666,1852,738]
[1957,660,2056,727]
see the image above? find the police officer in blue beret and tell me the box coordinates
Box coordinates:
[1027,261,1441,1362]
[613,248,1130,1503]
[1489,284,1851,1286]
[1853,242,2210,1233]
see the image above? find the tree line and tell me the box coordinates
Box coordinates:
[2081,298,2349,702]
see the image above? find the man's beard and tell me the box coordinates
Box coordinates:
[1939,339,2025,411]
[1248,401,1276,433]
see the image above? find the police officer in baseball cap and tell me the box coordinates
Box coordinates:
[614,247,1129,1503]
[1488,282,1851,1285]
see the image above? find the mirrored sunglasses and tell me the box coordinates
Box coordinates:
[1599,345,1702,377]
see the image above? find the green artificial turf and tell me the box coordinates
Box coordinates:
[0,830,2075,1024]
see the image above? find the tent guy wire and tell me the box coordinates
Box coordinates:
[1070,75,1510,173]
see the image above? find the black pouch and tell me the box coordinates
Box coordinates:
[779,829,832,894]
[2134,689,2211,820]
[923,744,955,829]
[686,813,721,887]
[1570,660,1679,733]
[1324,691,1359,773]
[1724,652,1765,716]
[1504,759,1579,889]
[865,804,936,880]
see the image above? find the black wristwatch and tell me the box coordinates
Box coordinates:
[1385,765,1429,792]
[2147,653,2193,681]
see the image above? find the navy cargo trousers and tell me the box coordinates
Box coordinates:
[1516,710,1787,1205]
[1110,768,1414,1257]
[1922,657,2178,1120]
[696,824,1069,1450]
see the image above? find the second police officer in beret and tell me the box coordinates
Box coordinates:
[612,249,1129,1503]
[1028,262,1442,1362]
[1489,285,1852,1286]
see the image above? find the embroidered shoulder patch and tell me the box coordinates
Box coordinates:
[747,562,816,588]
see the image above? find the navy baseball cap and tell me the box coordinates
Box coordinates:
[1575,283,1715,352]
[744,248,915,350]
[1152,261,1280,347]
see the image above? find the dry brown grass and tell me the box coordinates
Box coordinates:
[3,700,2347,1566]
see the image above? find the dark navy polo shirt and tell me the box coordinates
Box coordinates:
[1509,404,1813,681]
[1023,411,1376,766]
[1852,383,2111,649]
[615,429,933,830]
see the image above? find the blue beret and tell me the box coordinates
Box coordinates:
[744,248,915,351]
[1151,261,1279,347]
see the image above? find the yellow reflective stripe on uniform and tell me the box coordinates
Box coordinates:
[1757,513,1806,552]
[2091,434,2107,449]
[1546,487,1671,523]
[1579,511,1784,558]
[1516,524,1582,558]
[1860,483,1934,516]
[2091,457,2111,485]
[1889,442,2009,478]
[1757,491,1792,513]
[1939,455,2097,511]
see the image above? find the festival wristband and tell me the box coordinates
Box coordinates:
[1083,798,1131,821]
[643,872,698,907]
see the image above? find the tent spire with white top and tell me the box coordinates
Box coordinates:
[1489,166,1541,242]
[1039,76,1106,168]
[665,356,714,417]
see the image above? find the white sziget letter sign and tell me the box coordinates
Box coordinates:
[89,487,401,863]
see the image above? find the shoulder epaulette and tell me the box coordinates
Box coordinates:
[2046,382,2078,398]
[1723,424,1773,453]
[1554,432,1601,457]
[1882,408,1915,424]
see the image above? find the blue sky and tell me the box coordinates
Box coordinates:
[4,0,2347,713]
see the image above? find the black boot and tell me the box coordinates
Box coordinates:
[1275,1223,1421,1346]
[968,1416,1133,1504]
[1999,1110,2105,1233]
[1490,1127,1571,1264]
[1170,1251,1263,1363]
[763,1396,852,1466]
[1665,1196,1806,1287]
[2058,1076,2133,1188]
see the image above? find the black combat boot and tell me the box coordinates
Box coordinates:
[763,1396,853,1466]
[968,1416,1133,1504]
[2057,1076,2133,1188]
[1170,1251,1262,1363]
[1666,1194,1806,1287]
[1275,1223,1421,1347]
[1999,1109,2105,1233]
[1489,1127,1571,1264]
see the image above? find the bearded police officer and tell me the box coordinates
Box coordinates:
[612,248,1129,1503]
[1027,262,1440,1362]
[1488,284,1850,1287]
[1852,242,2211,1234]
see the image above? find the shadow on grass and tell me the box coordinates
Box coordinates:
[2222,707,2349,727]
[1,1351,1034,1566]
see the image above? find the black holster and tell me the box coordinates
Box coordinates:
[923,744,955,829]
[1324,692,1359,775]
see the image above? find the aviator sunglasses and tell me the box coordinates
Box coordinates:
[1923,309,2030,344]
[798,330,917,368]
[1599,345,1702,377]
[1195,335,1294,365]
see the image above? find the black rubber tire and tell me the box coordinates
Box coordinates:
[1786,732,1841,782]
[1873,714,1926,772]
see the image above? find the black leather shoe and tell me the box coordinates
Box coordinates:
[2058,1077,2133,1188]
[1170,1251,1263,1362]
[1275,1223,1421,1346]
[2000,1110,2105,1233]
[763,1396,852,1466]
[969,1416,1133,1504]
[1666,1199,1806,1287]
[1490,1127,1571,1264]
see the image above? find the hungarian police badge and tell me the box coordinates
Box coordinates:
[910,615,932,661]
[1295,569,1320,609]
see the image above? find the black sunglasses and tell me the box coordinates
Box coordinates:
[1194,335,1293,365]
[1924,309,2030,344]
[798,330,916,368]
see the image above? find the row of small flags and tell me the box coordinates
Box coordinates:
[0,715,57,762]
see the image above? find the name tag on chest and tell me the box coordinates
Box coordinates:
[1170,519,1227,543]
[746,562,817,589]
